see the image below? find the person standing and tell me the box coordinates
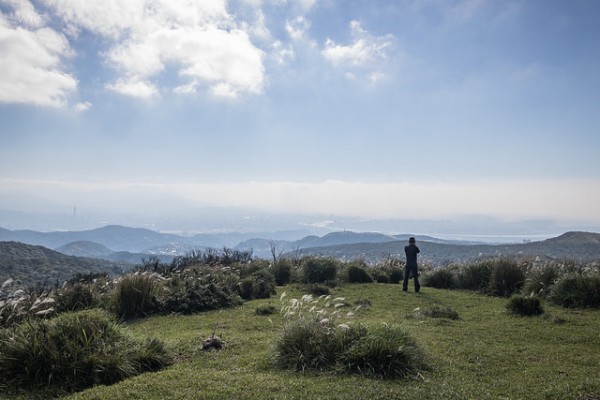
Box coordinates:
[403,237,420,292]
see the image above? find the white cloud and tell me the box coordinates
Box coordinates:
[0,10,77,106]
[285,16,310,41]
[322,21,393,69]
[73,101,91,112]
[106,78,158,99]
[41,0,265,99]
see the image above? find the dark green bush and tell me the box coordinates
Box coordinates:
[506,294,544,316]
[274,315,365,372]
[388,267,403,284]
[274,318,428,379]
[549,274,600,308]
[0,309,172,395]
[370,267,391,283]
[347,264,373,284]
[341,323,429,379]
[423,268,456,289]
[162,282,238,314]
[55,283,98,313]
[111,274,160,320]
[302,257,338,284]
[456,262,493,291]
[237,269,276,300]
[487,259,525,297]
[272,260,292,286]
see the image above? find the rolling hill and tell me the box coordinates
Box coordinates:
[0,241,129,287]
[294,231,600,264]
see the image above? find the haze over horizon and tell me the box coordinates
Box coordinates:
[1,1,600,235]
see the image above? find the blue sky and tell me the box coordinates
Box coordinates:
[1,0,599,228]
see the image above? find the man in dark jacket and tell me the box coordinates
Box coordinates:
[403,237,420,292]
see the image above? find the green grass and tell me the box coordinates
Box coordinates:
[3,284,600,399]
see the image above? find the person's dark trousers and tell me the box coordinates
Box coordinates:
[403,266,420,292]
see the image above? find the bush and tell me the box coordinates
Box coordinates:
[347,263,373,284]
[302,257,338,284]
[423,268,456,289]
[487,259,525,297]
[523,265,560,297]
[341,323,429,379]
[506,294,544,316]
[111,274,160,320]
[272,260,292,286]
[369,267,390,283]
[274,315,365,372]
[237,269,276,300]
[275,294,428,379]
[162,282,238,315]
[456,262,493,291]
[303,283,331,296]
[0,309,172,395]
[549,274,600,308]
[55,283,98,313]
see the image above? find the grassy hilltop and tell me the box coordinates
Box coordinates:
[3,284,592,400]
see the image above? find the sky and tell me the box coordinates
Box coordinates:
[1,0,600,232]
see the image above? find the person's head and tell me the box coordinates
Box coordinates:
[409,237,416,244]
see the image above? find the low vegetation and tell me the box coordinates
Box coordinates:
[1,248,600,398]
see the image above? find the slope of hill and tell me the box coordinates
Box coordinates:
[295,231,600,264]
[0,241,129,287]
[55,241,114,258]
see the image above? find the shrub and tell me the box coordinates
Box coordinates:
[369,267,391,283]
[423,268,456,289]
[341,323,429,379]
[549,274,600,308]
[272,260,292,286]
[275,294,428,379]
[487,259,525,297]
[274,315,366,372]
[456,262,493,291]
[388,267,403,284]
[347,264,373,284]
[0,309,172,395]
[523,265,560,297]
[162,282,238,315]
[55,283,98,313]
[302,257,338,284]
[506,294,544,316]
[237,269,276,300]
[111,273,160,320]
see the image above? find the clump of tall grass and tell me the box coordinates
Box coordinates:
[111,273,161,320]
[506,294,544,316]
[487,259,525,297]
[0,280,55,328]
[346,261,373,284]
[274,293,428,379]
[423,268,456,289]
[0,309,172,395]
[549,274,600,308]
[522,264,561,297]
[302,257,339,284]
[456,262,493,292]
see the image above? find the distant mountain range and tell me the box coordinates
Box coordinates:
[296,231,600,264]
[1,225,599,269]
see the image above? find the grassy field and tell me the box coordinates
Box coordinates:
[5,284,600,399]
